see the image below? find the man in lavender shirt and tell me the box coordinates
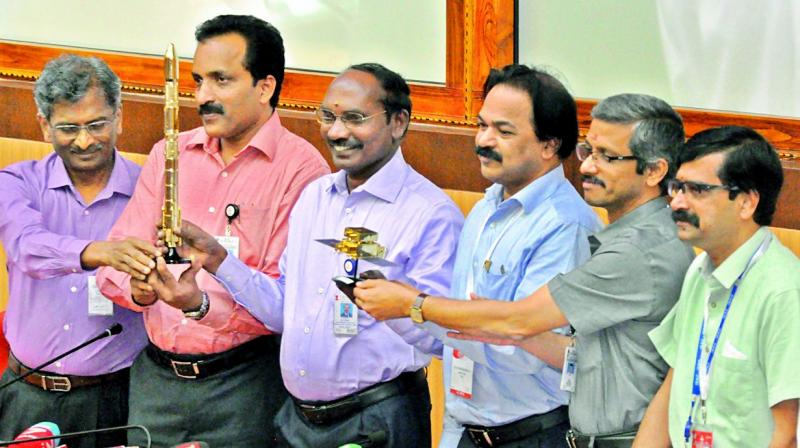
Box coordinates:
[171,63,464,447]
[0,55,156,447]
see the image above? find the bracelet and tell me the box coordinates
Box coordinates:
[183,290,210,320]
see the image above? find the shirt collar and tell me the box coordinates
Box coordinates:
[703,226,771,289]
[327,148,408,203]
[484,164,566,213]
[185,112,282,160]
[594,196,669,245]
[47,150,136,198]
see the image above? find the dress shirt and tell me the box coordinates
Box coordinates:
[97,113,329,354]
[214,149,464,401]
[549,197,695,434]
[651,227,800,447]
[0,151,146,375]
[420,165,601,439]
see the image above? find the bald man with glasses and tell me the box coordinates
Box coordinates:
[354,93,695,448]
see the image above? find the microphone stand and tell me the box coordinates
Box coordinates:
[0,323,123,391]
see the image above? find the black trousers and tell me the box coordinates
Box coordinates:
[274,384,432,448]
[0,367,130,448]
[127,337,286,448]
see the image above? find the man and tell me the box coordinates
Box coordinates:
[0,55,156,447]
[96,15,329,446]
[171,63,464,447]
[400,64,602,447]
[355,94,695,447]
[635,126,800,447]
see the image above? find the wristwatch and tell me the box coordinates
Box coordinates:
[410,293,429,324]
[183,290,210,320]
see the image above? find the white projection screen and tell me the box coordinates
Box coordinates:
[0,0,447,84]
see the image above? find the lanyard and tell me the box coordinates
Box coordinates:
[464,206,524,298]
[683,233,771,442]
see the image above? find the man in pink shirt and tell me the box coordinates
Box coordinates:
[96,15,329,447]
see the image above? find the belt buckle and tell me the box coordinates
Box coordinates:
[170,360,200,379]
[566,429,578,448]
[43,375,72,392]
[467,428,494,447]
[297,403,331,425]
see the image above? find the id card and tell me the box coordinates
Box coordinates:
[560,344,577,392]
[333,294,358,336]
[691,427,713,448]
[215,235,240,259]
[87,276,113,316]
[449,349,474,399]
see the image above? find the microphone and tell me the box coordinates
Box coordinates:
[6,422,60,448]
[0,323,124,391]
[338,431,387,448]
[0,425,150,448]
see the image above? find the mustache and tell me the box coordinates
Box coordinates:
[475,146,503,162]
[581,175,606,188]
[671,210,700,228]
[198,102,225,116]
[70,143,104,154]
[327,138,362,152]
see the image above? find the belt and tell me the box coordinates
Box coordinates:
[7,352,128,393]
[566,428,637,448]
[464,406,569,447]
[292,369,428,425]
[146,336,276,380]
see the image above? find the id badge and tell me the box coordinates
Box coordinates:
[333,294,358,336]
[560,344,577,392]
[449,349,475,399]
[215,235,240,259]
[87,276,113,316]
[691,426,713,448]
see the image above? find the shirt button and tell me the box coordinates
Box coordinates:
[711,302,717,309]
[55,361,62,368]
[63,324,70,331]
[299,370,306,376]
[490,222,496,229]
[304,327,311,334]
[181,318,188,325]
[208,206,216,213]
[70,286,77,293]
[221,172,228,178]
[317,287,324,294]
[83,210,90,216]
[71,268,78,273]
[345,208,352,215]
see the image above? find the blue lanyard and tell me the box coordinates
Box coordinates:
[683,234,771,442]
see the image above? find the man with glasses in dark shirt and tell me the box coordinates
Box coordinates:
[355,93,695,447]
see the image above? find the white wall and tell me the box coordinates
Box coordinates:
[0,0,446,83]
[519,0,800,118]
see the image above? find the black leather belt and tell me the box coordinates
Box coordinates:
[8,352,128,392]
[146,335,277,380]
[292,369,428,425]
[566,428,637,448]
[463,405,569,447]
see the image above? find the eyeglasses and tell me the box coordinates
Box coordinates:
[315,108,386,129]
[576,143,638,164]
[667,179,741,199]
[51,119,115,140]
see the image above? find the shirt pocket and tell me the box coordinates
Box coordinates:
[710,352,758,428]
[235,206,272,267]
[477,261,521,298]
